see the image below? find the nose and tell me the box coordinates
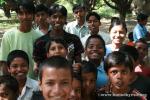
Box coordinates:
[70,90,75,97]
[116,72,122,79]
[85,81,90,87]
[52,84,61,95]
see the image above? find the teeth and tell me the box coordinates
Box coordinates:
[52,96,62,100]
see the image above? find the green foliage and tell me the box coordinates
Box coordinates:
[0,0,5,5]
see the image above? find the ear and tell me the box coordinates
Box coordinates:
[7,67,11,73]
[39,80,42,91]
[99,21,101,26]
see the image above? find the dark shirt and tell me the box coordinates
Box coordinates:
[130,74,150,100]
[33,31,84,64]
[31,91,44,100]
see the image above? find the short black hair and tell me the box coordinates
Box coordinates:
[137,13,148,21]
[72,4,86,12]
[35,4,48,14]
[48,4,67,17]
[0,75,19,100]
[46,37,68,53]
[104,51,134,73]
[85,35,106,55]
[16,0,35,14]
[39,56,72,80]
[81,61,97,79]
[7,50,29,67]
[86,12,101,21]
[119,44,139,62]
[135,38,148,50]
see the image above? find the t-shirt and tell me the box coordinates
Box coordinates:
[130,74,150,100]
[0,27,42,78]
[65,20,89,39]
[133,23,148,41]
[33,30,84,64]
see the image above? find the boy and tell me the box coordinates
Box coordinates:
[81,12,111,46]
[39,56,72,100]
[133,13,149,41]
[0,0,42,78]
[7,50,39,100]
[0,75,19,100]
[98,51,146,100]
[34,4,51,35]
[33,4,84,74]
[81,61,98,100]
[65,4,88,38]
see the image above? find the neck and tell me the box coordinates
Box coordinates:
[39,24,49,34]
[78,19,84,26]
[90,59,101,67]
[111,43,122,51]
[49,29,64,37]
[19,24,32,33]
[18,78,27,94]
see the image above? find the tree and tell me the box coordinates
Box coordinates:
[103,0,133,20]
[0,0,58,18]
[67,0,99,12]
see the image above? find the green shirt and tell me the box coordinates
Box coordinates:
[0,27,42,78]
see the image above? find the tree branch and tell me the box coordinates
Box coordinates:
[103,0,118,10]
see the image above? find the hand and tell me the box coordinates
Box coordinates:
[72,63,82,73]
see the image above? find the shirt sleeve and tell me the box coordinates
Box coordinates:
[0,33,10,61]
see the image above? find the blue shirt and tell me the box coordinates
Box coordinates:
[96,62,108,88]
[133,23,148,41]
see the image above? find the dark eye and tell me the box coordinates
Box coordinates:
[111,70,118,75]
[61,81,70,86]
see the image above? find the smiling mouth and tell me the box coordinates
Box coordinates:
[51,96,63,100]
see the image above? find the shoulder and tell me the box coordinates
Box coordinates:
[66,21,76,26]
[26,77,39,90]
[64,31,80,40]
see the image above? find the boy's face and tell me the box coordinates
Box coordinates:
[82,72,96,96]
[47,42,68,58]
[108,65,131,91]
[8,57,29,81]
[17,7,34,25]
[0,84,16,100]
[87,15,101,34]
[73,8,86,22]
[48,12,66,30]
[85,38,105,61]
[68,78,82,100]
[135,42,148,60]
[40,67,72,100]
[35,11,49,25]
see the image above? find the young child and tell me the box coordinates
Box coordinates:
[46,38,68,58]
[84,35,108,88]
[81,61,98,100]
[7,50,39,100]
[105,18,127,56]
[34,4,50,35]
[0,75,19,100]
[98,51,147,100]
[68,72,82,100]
[39,56,72,100]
